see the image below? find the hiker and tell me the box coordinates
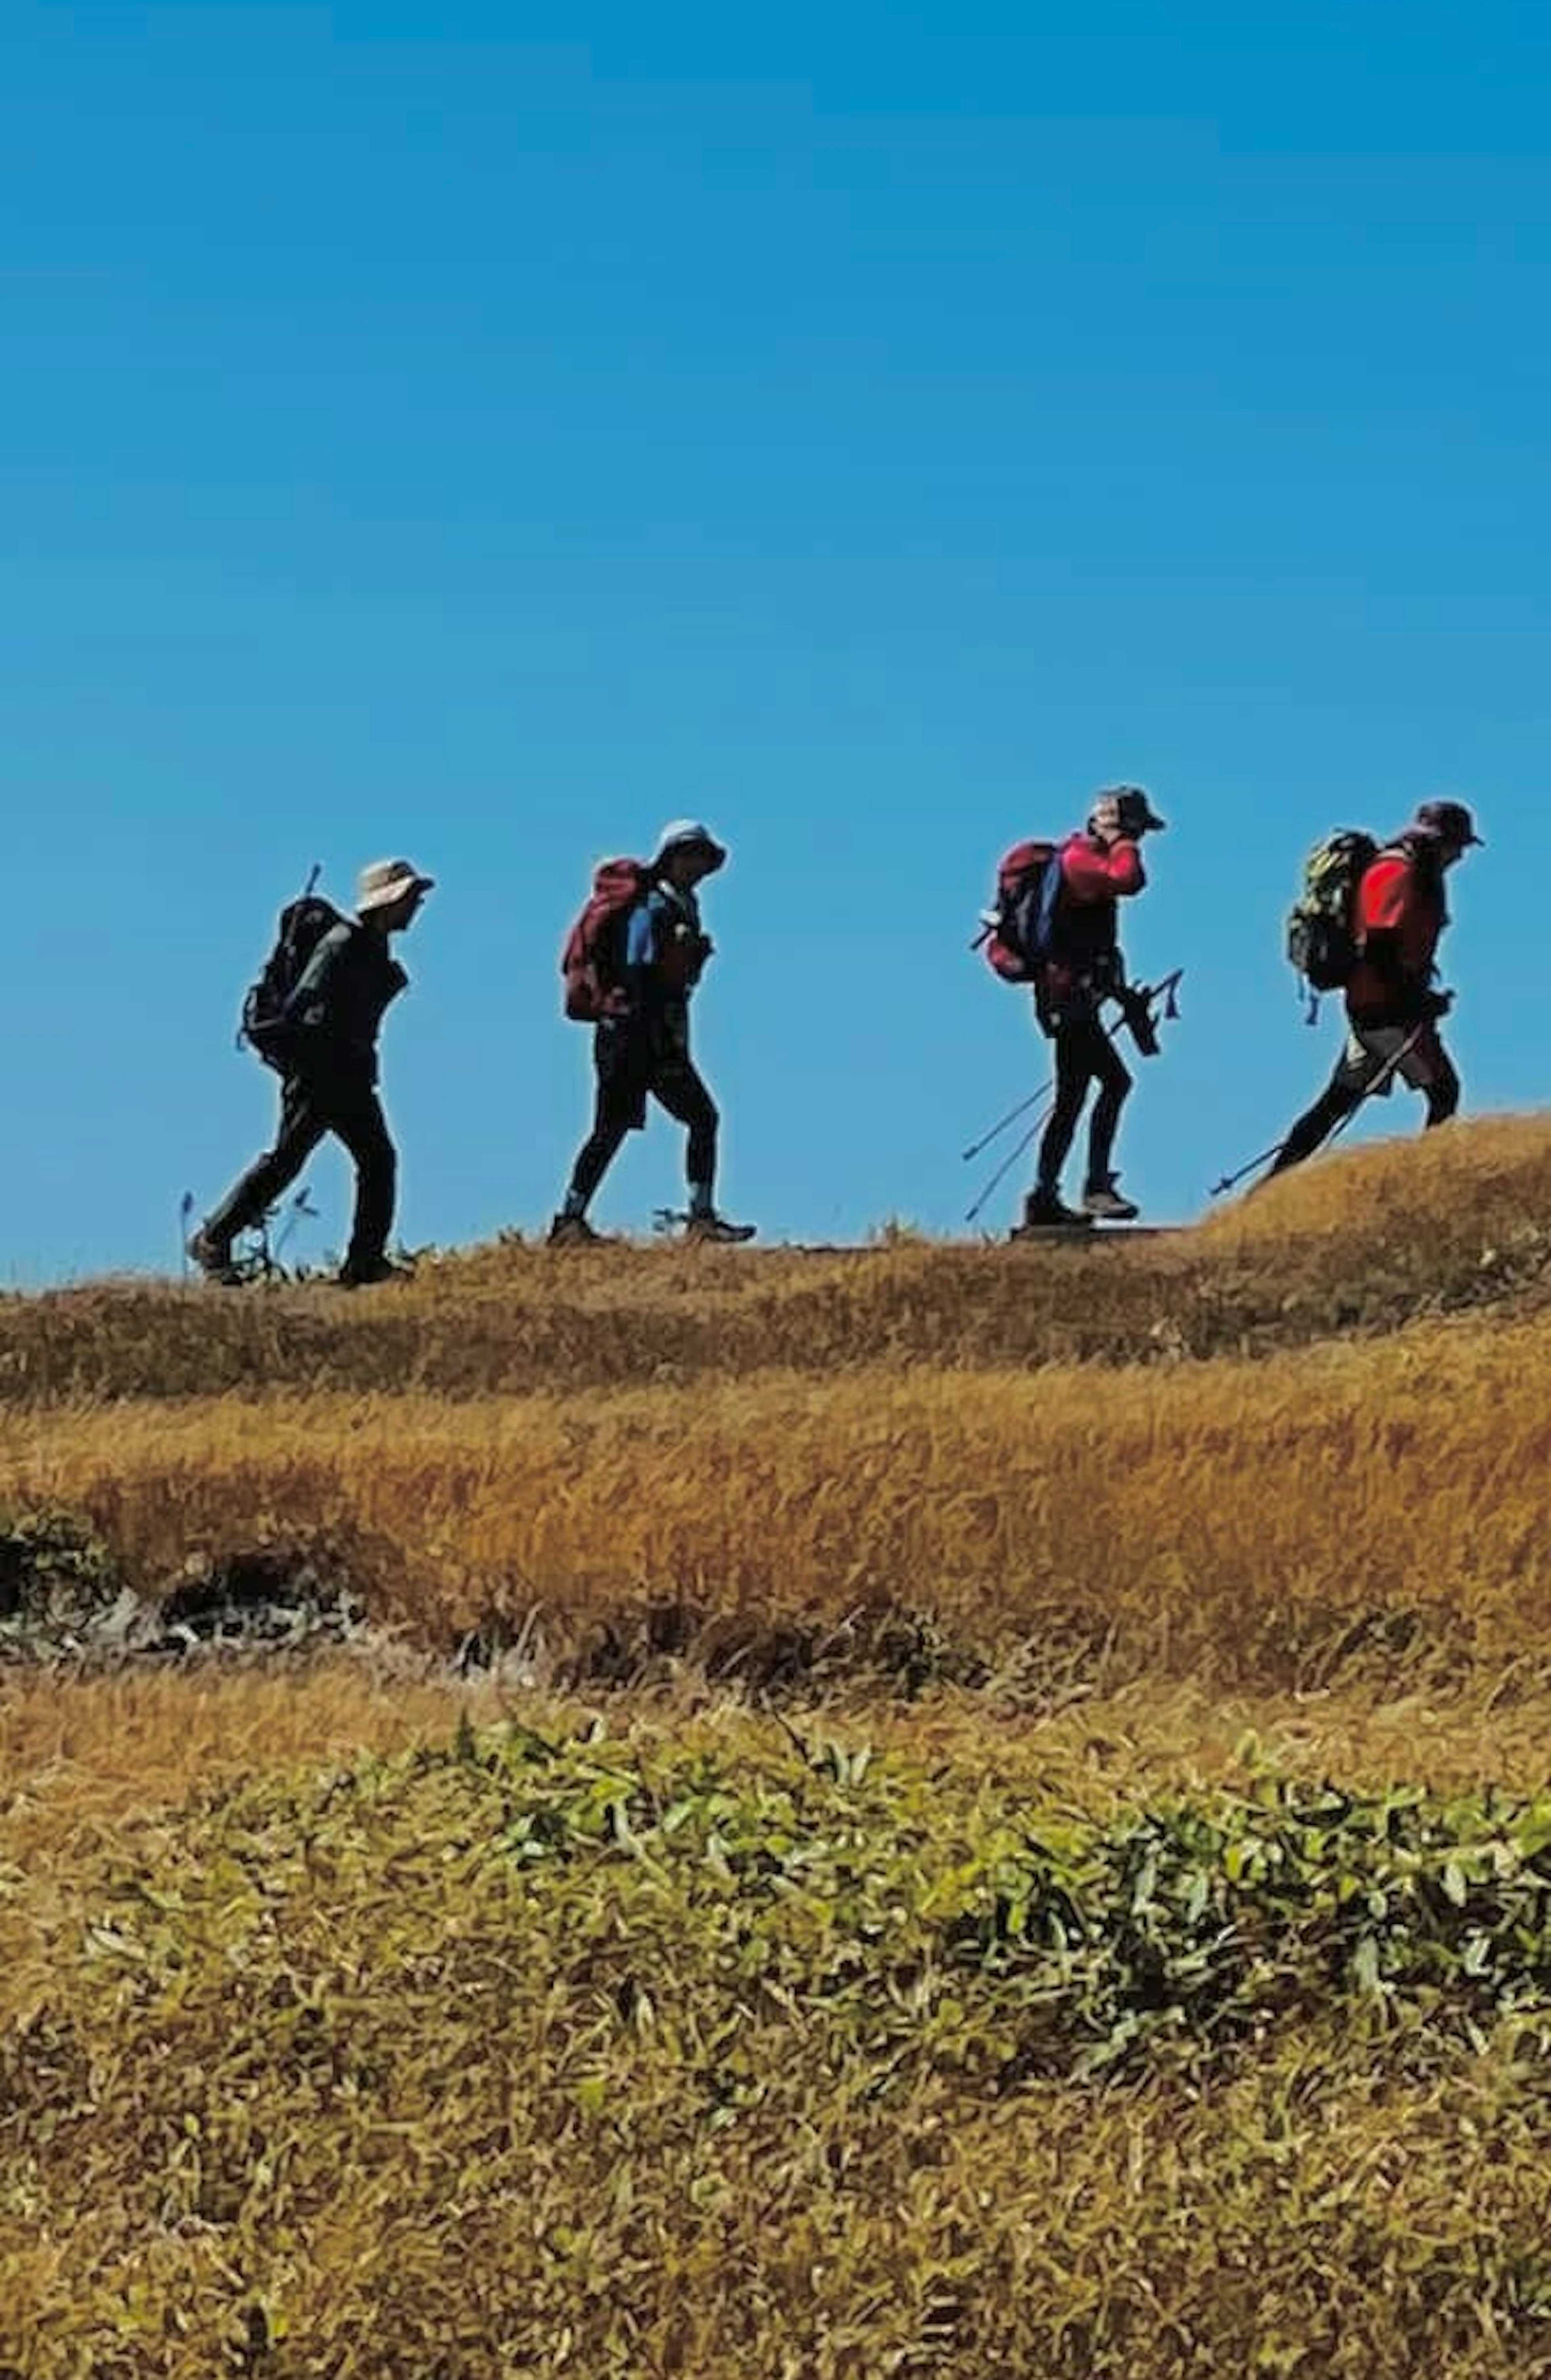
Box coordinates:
[189,857,434,1287]
[1269,800,1482,1176]
[1020,785,1167,1230]
[551,820,754,1244]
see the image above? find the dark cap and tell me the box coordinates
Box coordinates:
[1093,785,1167,836]
[1412,799,1484,848]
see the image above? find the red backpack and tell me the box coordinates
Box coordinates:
[975,838,1065,983]
[560,858,650,1021]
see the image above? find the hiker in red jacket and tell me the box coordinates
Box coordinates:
[1269,799,1482,1175]
[1020,785,1166,1230]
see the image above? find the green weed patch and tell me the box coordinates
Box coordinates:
[9,1726,1551,2375]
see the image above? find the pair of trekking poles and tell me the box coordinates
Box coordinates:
[960,970,1183,1225]
[963,994,1430,1220]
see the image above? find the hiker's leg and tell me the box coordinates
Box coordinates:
[1398,1027,1461,1130]
[1270,1028,1384,1175]
[1268,1071,1362,1174]
[328,1087,398,1272]
[653,1061,720,1212]
[562,1030,647,1217]
[1035,1026,1090,1193]
[1424,1050,1461,1128]
[563,1084,639,1214]
[203,1077,326,1247]
[564,1100,632,1213]
[1083,1029,1134,1191]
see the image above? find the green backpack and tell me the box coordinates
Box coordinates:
[1286,830,1379,1001]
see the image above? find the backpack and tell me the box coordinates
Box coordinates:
[561,858,650,1021]
[976,838,1066,984]
[1286,830,1379,997]
[239,874,346,1070]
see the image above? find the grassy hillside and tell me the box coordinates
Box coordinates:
[6,1117,1551,2376]
[4,1110,1550,1404]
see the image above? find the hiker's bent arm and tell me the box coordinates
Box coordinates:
[623,902,656,1012]
[283,922,353,1023]
[1065,838,1146,901]
[1358,927,1424,1008]
[1361,870,1432,1007]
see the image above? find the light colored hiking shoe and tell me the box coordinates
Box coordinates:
[1082,1180,1141,1223]
[187,1227,242,1286]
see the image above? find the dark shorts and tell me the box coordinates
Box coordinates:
[595,1014,705,1134]
[1335,1021,1450,1098]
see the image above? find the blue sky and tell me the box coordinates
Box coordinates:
[4,0,1547,1277]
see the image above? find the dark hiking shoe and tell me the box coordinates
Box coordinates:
[1082,1178,1141,1223]
[548,1213,603,1247]
[336,1255,415,1290]
[1013,1189,1092,1233]
[187,1227,243,1286]
[684,1213,757,1244]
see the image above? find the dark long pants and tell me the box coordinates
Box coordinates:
[1270,1025,1460,1176]
[1036,1018,1133,1193]
[206,1071,397,1270]
[567,1044,720,1210]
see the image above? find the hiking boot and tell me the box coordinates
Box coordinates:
[684,1212,757,1245]
[1013,1188,1092,1233]
[336,1255,415,1290]
[548,1213,603,1247]
[1082,1178,1141,1223]
[187,1227,242,1286]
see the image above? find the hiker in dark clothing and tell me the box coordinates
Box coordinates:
[1019,785,1167,1231]
[551,821,754,1244]
[190,857,433,1288]
[1270,800,1480,1176]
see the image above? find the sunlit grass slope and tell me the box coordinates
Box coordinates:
[5,1315,1551,1694]
[2,1117,1550,1692]
[6,1117,1551,2376]
[3,1110,1549,1402]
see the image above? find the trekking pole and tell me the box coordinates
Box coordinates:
[960,968,1183,1165]
[1320,1022,1428,1155]
[965,1103,1052,1226]
[961,1080,1053,1164]
[179,1191,194,1283]
[271,1187,319,1268]
[1208,1022,1429,1199]
[1209,1143,1287,1199]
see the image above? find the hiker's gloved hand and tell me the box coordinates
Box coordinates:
[1116,983,1161,1058]
[1420,988,1454,1022]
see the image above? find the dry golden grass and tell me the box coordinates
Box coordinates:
[4,1109,1549,1403]
[5,1115,1551,2376]
[4,1310,1550,1692]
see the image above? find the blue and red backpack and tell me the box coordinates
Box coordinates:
[975,838,1067,984]
[561,858,651,1022]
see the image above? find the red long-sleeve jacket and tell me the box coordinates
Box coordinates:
[1345,844,1447,1025]
[1039,831,1147,1003]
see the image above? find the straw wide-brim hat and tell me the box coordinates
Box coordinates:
[357,858,435,913]
[652,819,727,871]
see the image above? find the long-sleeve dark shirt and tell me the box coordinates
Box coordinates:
[284,920,408,1081]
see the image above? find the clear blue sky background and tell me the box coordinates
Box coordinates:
[4,0,1546,1278]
